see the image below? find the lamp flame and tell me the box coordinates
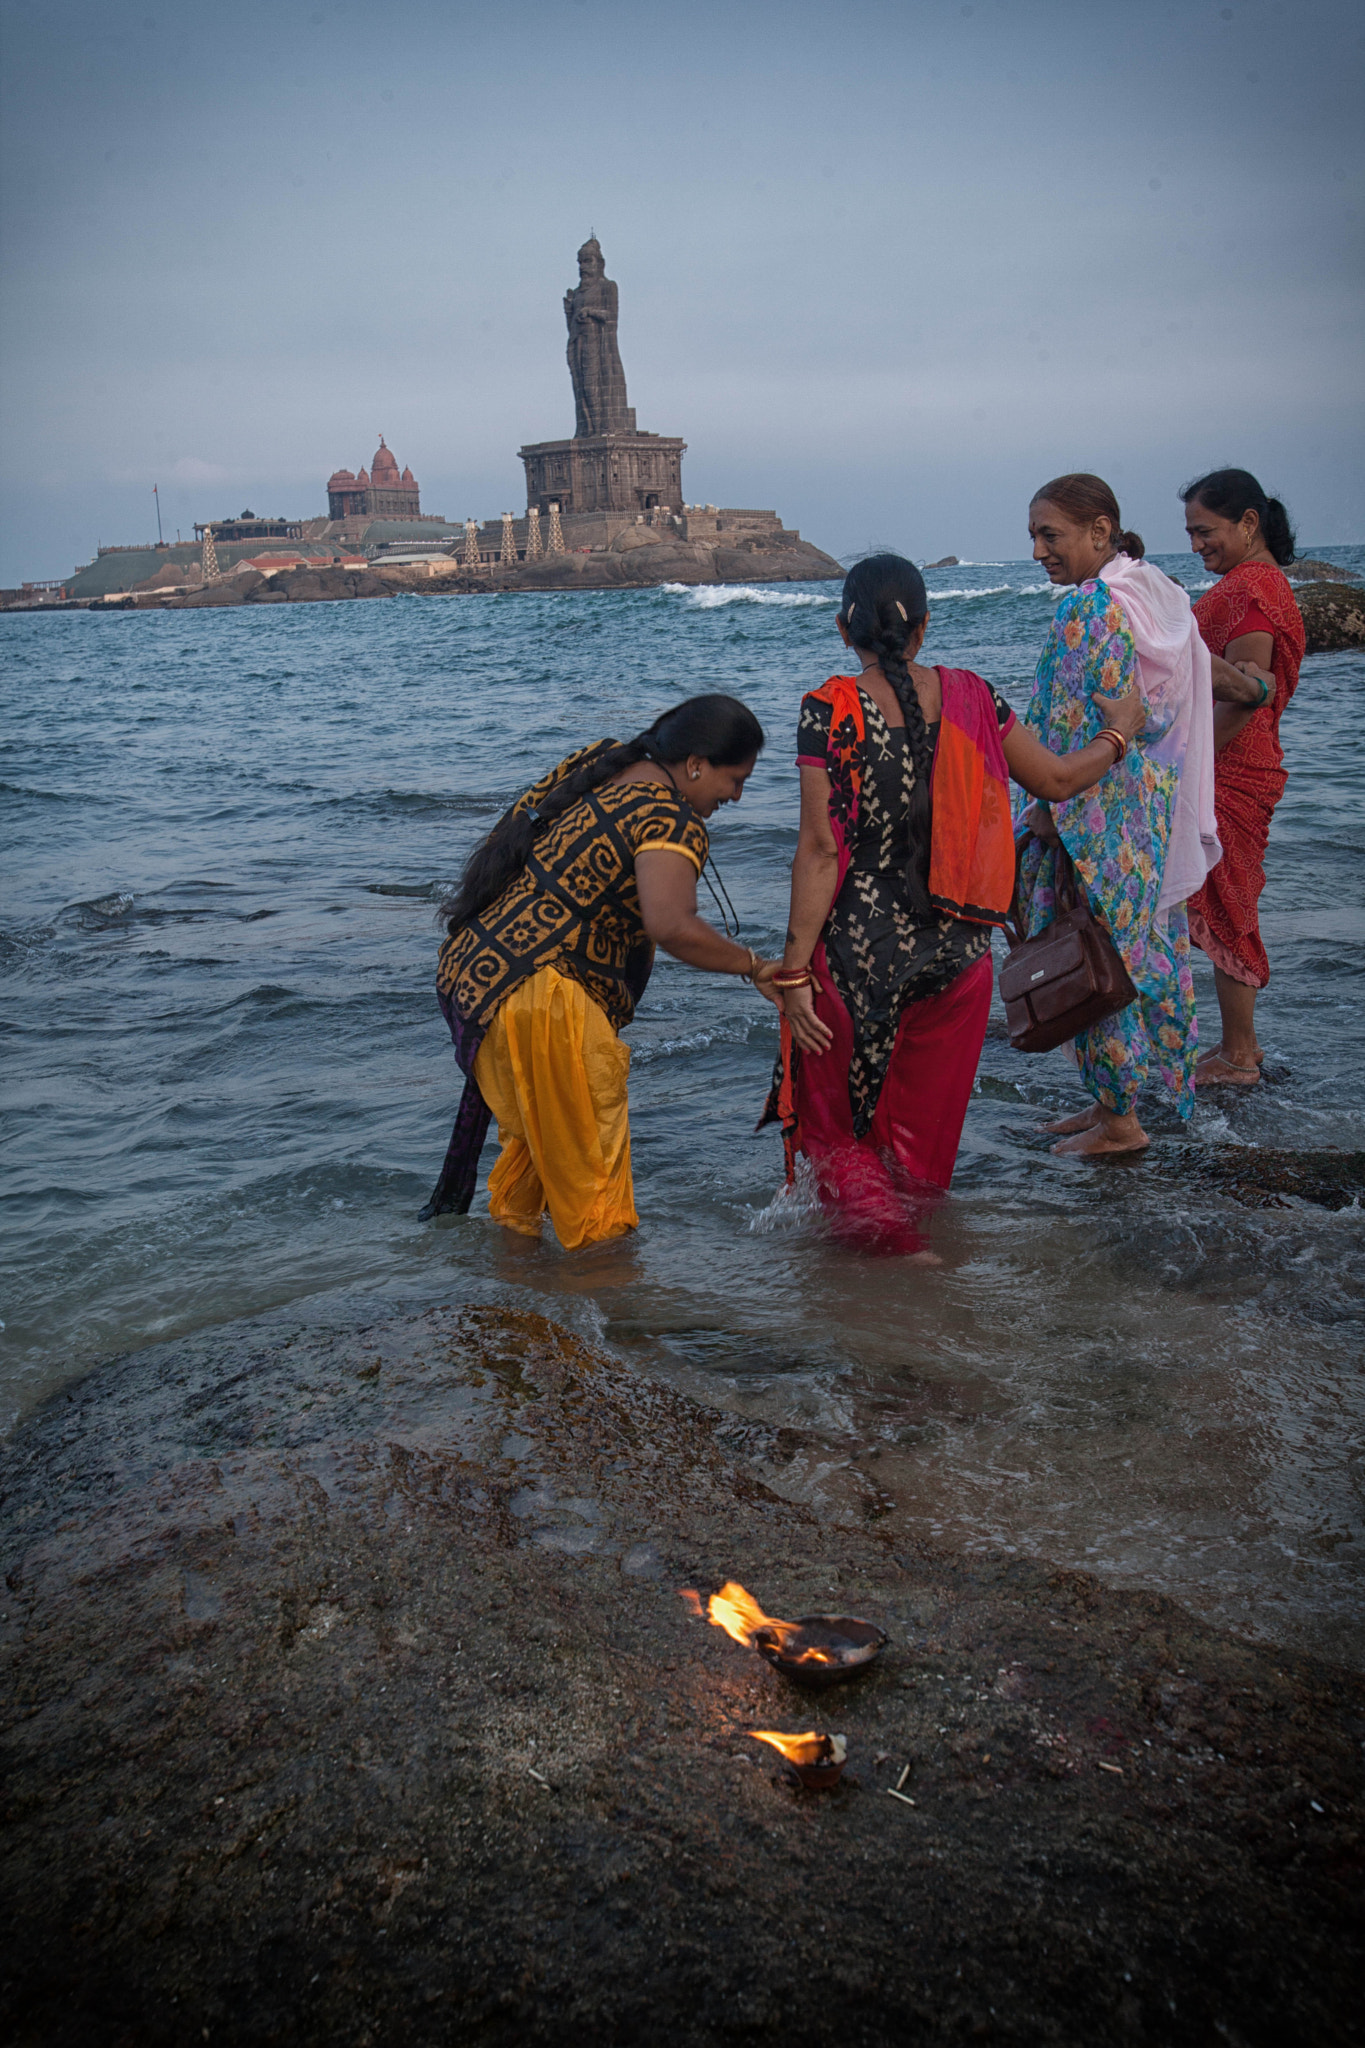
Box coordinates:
[700,1580,799,1650]
[748,1730,847,1767]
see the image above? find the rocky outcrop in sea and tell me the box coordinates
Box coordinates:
[1295,578,1365,654]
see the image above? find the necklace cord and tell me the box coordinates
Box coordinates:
[700,852,741,938]
[655,757,744,940]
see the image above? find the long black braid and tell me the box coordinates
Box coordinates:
[439,692,764,935]
[837,553,935,783]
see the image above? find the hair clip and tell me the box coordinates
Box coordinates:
[524,806,541,824]
[846,601,855,617]
[895,600,907,621]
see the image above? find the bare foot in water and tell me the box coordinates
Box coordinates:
[1196,1040,1263,1071]
[1194,1053,1261,1088]
[1051,1109,1149,1156]
[1041,1105,1103,1135]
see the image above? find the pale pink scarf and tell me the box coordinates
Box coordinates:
[1102,552,1221,914]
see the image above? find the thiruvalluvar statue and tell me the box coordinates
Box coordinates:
[564,237,634,439]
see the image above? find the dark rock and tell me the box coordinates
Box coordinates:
[925,555,960,568]
[1165,1143,1365,1211]
[1288,557,1360,584]
[1295,580,1365,655]
[714,544,837,583]
[171,581,247,607]
[609,525,667,554]
[0,1300,1360,2047]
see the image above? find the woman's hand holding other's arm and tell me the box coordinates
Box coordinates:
[748,958,783,1009]
[1002,681,1144,803]
[1090,682,1145,743]
[1211,652,1274,704]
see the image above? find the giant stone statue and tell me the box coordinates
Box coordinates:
[519,238,684,517]
[564,238,635,439]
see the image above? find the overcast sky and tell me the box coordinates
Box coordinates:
[1,0,1361,582]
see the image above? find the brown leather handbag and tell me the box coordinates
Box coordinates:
[998,837,1137,1053]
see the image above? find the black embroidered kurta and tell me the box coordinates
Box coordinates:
[795,684,1013,1131]
[438,743,709,1034]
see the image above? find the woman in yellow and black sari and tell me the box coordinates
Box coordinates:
[420,695,777,1247]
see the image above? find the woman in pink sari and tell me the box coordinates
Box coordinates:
[761,553,1143,1254]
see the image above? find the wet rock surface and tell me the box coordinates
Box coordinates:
[1163,1142,1365,1212]
[1289,559,1360,585]
[2,1303,1361,2046]
[512,531,841,589]
[1296,579,1365,654]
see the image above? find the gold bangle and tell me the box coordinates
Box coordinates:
[1097,727,1127,761]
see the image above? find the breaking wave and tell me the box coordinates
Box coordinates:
[661,584,835,609]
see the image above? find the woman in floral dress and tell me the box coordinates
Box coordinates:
[1019,475,1221,1156]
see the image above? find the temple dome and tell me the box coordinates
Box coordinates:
[371,438,400,481]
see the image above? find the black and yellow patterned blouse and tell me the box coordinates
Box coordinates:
[438,742,710,1034]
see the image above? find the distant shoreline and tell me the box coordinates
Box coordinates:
[4,569,1359,655]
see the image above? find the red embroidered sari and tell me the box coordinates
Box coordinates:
[1186,562,1304,988]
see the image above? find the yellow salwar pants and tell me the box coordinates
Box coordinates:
[473,965,637,1249]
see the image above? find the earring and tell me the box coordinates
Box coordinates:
[690,768,701,780]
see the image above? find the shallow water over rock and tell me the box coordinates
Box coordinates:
[2,558,1363,1664]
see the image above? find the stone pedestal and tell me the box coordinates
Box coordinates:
[519,432,685,520]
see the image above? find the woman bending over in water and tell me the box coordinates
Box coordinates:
[424,695,778,1247]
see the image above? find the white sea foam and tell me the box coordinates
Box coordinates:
[926,583,1060,600]
[661,583,835,609]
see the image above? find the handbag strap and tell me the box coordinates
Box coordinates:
[1006,829,1076,950]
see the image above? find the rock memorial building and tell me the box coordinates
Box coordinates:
[519,239,685,521]
[326,439,421,522]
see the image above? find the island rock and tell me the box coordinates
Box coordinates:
[1295,579,1365,655]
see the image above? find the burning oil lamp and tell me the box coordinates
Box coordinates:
[686,1581,888,1690]
[748,1729,849,1790]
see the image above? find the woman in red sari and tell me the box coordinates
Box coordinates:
[1181,469,1306,1086]
[762,553,1142,1255]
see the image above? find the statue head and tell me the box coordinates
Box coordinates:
[577,237,605,280]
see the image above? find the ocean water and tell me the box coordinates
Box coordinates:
[4,554,1363,1663]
